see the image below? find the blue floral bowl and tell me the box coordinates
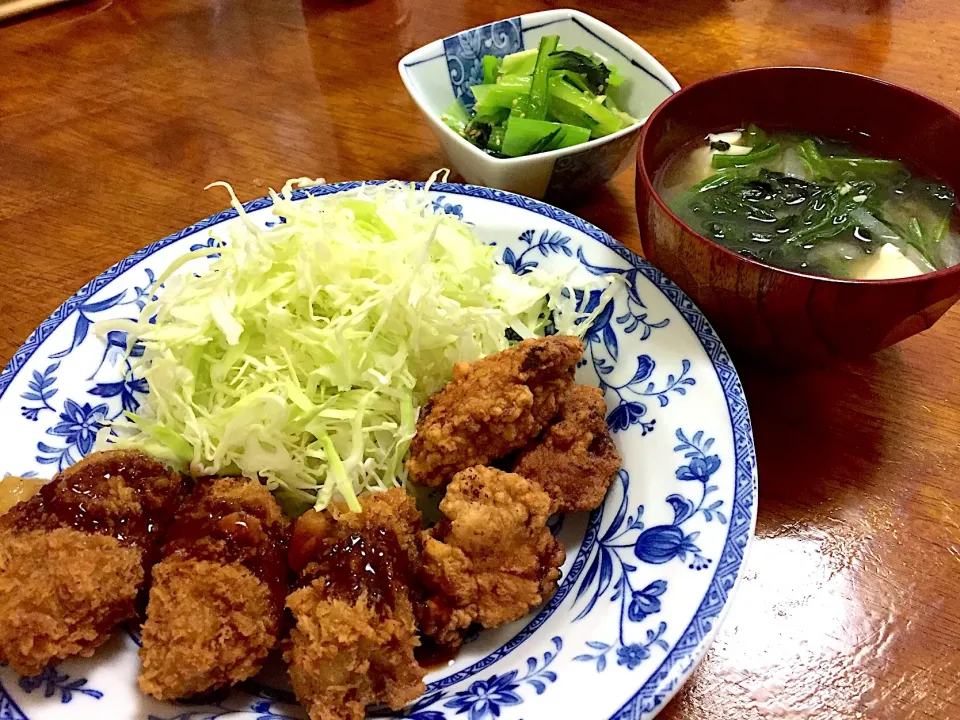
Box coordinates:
[398,10,679,201]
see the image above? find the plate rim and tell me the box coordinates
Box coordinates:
[0,181,758,719]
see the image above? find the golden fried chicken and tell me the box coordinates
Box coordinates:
[511,384,621,512]
[418,466,565,648]
[0,450,185,676]
[138,477,290,700]
[284,489,425,720]
[407,335,583,487]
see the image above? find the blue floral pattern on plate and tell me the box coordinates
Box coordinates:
[397,638,561,720]
[0,182,757,720]
[571,430,725,673]
[19,668,103,705]
[430,195,464,220]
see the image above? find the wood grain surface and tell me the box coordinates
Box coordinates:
[1,1,959,718]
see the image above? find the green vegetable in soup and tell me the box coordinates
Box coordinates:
[742,123,768,149]
[795,139,833,180]
[711,142,781,169]
[662,124,960,279]
[441,35,637,157]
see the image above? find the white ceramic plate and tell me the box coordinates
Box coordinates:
[0,183,757,720]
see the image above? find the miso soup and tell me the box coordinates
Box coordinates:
[656,124,960,279]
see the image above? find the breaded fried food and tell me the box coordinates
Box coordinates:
[511,384,621,512]
[407,335,583,487]
[0,450,185,676]
[138,477,290,700]
[0,529,141,676]
[419,466,565,648]
[285,489,425,720]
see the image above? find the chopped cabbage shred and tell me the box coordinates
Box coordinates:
[97,173,618,513]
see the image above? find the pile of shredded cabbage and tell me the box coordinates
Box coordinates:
[98,174,617,512]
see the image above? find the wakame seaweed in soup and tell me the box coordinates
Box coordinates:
[657,124,960,280]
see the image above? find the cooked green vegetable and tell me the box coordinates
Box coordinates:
[711,143,781,169]
[546,95,599,133]
[548,50,611,94]
[488,124,506,153]
[795,139,833,179]
[661,124,959,279]
[547,75,624,138]
[742,123,768,149]
[463,119,493,148]
[500,48,538,76]
[440,98,471,135]
[482,55,500,85]
[97,176,619,513]
[445,35,636,157]
[471,82,529,114]
[501,116,591,157]
[824,156,904,181]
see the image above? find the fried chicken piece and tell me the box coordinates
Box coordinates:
[285,489,425,720]
[418,466,565,648]
[407,335,583,487]
[138,477,290,700]
[0,450,185,676]
[511,384,621,512]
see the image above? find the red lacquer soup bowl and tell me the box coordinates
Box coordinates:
[635,66,960,365]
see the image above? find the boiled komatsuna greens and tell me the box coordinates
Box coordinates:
[657,124,960,279]
[440,36,636,158]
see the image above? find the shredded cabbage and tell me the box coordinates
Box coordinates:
[97,174,617,512]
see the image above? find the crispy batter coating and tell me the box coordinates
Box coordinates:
[418,466,565,648]
[139,477,289,700]
[0,450,184,675]
[285,489,425,720]
[406,335,583,487]
[0,528,142,676]
[511,385,622,512]
[138,560,276,699]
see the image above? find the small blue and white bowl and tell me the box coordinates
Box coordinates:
[399,9,679,201]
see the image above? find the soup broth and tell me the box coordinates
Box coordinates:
[656,125,960,279]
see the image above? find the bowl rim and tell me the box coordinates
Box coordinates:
[637,65,960,286]
[397,8,679,166]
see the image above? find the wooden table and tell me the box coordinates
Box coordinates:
[2,0,959,717]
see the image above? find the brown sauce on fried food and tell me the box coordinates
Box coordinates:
[162,493,288,608]
[298,527,411,613]
[0,452,183,555]
[414,637,460,670]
